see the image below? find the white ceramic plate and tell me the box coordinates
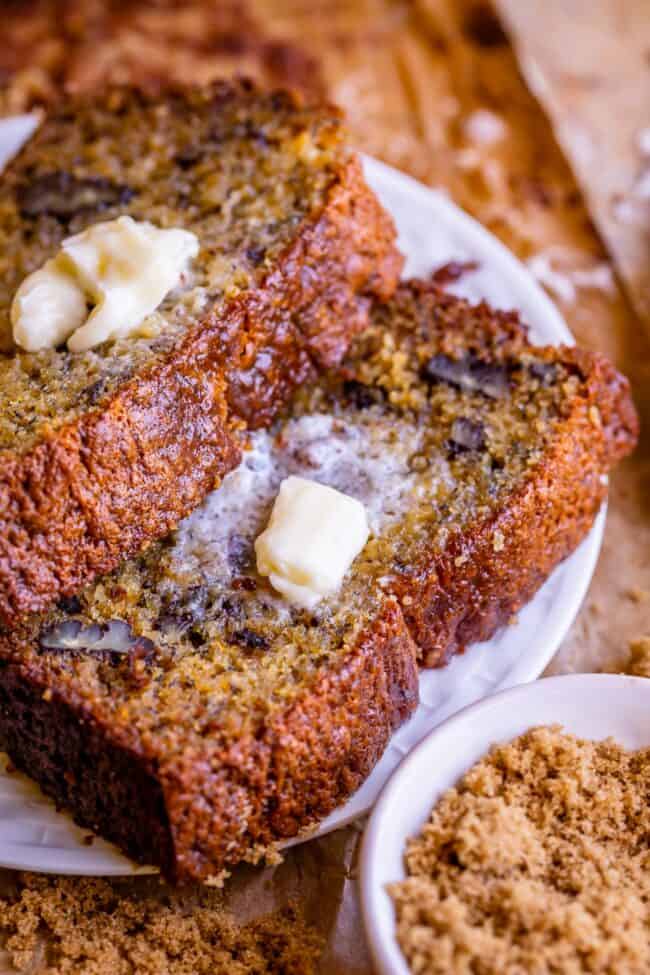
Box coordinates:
[0,125,604,874]
[360,674,650,975]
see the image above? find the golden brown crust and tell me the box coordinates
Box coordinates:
[160,599,418,882]
[0,140,401,625]
[0,359,239,633]
[0,596,418,883]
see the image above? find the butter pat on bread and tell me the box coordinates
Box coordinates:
[255,476,369,609]
[12,216,199,352]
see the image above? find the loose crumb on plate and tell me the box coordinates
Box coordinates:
[0,873,323,975]
[390,726,650,974]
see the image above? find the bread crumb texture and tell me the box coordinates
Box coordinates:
[0,874,322,975]
[390,726,650,974]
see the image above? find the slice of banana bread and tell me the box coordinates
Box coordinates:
[0,280,637,882]
[0,81,401,626]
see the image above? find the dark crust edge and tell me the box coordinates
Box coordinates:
[0,142,402,625]
[0,597,418,883]
[0,660,176,875]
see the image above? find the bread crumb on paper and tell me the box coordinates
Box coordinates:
[624,635,650,678]
[390,726,650,974]
[626,586,649,603]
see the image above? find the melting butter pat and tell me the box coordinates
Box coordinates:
[11,259,88,352]
[11,216,199,353]
[255,476,369,610]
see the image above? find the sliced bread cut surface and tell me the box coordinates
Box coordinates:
[0,280,637,882]
[0,81,401,625]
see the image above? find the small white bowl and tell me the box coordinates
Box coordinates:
[360,673,650,975]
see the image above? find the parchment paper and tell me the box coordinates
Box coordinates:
[498,0,650,332]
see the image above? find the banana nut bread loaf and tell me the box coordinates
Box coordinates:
[0,80,401,627]
[0,280,637,882]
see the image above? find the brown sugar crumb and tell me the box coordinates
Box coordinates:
[0,874,323,975]
[390,726,650,974]
[624,635,650,678]
[626,587,649,604]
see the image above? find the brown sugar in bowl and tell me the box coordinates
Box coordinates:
[360,673,650,975]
